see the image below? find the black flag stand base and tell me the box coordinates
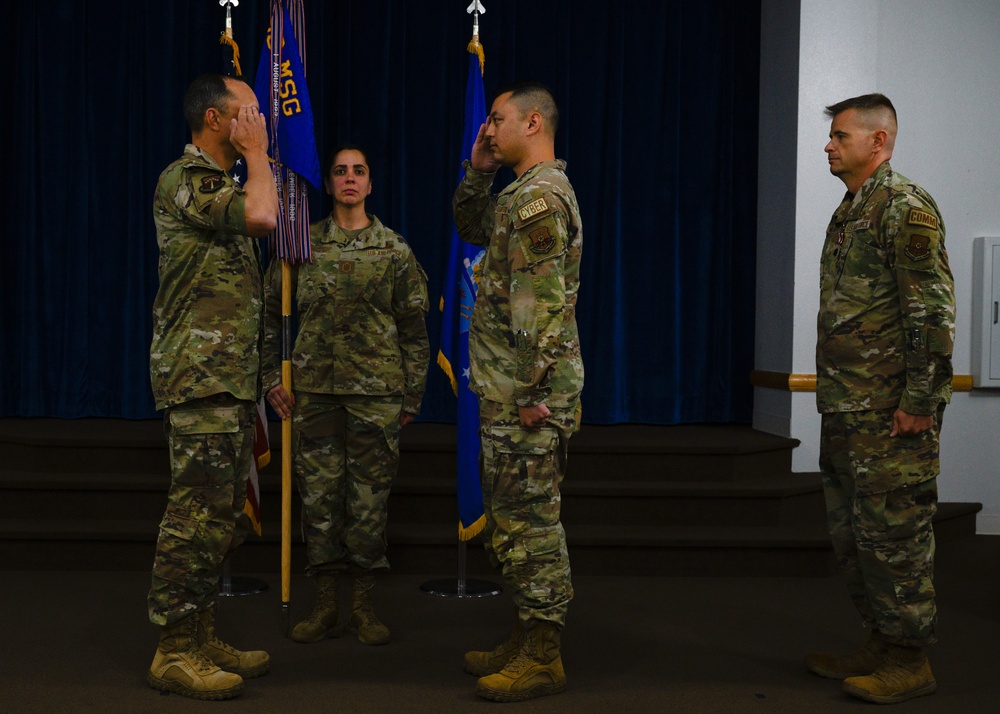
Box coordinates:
[421,539,501,598]
[219,555,269,597]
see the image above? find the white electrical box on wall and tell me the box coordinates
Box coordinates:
[972,236,1000,388]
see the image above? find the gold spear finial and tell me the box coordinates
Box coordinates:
[466,0,486,74]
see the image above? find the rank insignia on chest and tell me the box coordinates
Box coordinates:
[199,175,225,194]
[907,208,938,230]
[528,226,555,254]
[905,234,931,261]
[339,260,355,274]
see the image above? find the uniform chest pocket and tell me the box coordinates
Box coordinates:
[337,256,392,305]
[834,229,888,306]
[296,268,337,314]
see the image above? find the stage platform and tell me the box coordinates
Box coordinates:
[0,418,981,577]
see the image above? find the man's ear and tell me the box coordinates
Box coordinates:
[204,107,223,132]
[872,128,888,151]
[525,110,543,136]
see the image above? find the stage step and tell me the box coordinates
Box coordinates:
[0,419,981,577]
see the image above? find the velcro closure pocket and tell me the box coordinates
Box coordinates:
[491,425,557,455]
[169,406,241,435]
[159,510,199,541]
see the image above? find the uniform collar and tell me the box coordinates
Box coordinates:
[184,143,224,171]
[321,214,385,246]
[834,161,892,224]
[500,159,567,197]
[847,161,891,211]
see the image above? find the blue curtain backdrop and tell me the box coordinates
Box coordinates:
[0,0,760,424]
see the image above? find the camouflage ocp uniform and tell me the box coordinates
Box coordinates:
[263,215,429,574]
[148,144,263,626]
[816,160,955,647]
[453,160,584,628]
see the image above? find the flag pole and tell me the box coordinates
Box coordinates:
[218,0,243,77]
[216,0,270,600]
[421,0,499,600]
[280,262,293,633]
[257,0,319,634]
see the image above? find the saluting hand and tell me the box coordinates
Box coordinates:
[230,104,269,159]
[470,122,501,173]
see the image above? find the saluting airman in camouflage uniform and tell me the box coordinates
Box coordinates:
[264,145,429,647]
[452,82,583,703]
[806,94,954,706]
[147,74,278,701]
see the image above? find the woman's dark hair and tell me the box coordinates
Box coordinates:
[325,144,371,179]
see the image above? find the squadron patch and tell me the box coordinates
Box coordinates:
[907,208,938,230]
[905,234,931,261]
[528,226,556,254]
[517,197,549,222]
[339,260,355,274]
[199,175,225,194]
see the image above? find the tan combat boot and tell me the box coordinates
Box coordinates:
[842,644,937,704]
[291,574,340,643]
[196,601,270,678]
[805,629,888,678]
[147,614,244,700]
[464,613,522,675]
[475,620,566,702]
[350,574,390,645]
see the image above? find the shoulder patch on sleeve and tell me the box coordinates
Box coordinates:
[517,197,549,222]
[527,225,557,255]
[515,214,566,266]
[907,208,938,230]
[512,195,559,229]
[904,234,932,261]
[199,174,225,194]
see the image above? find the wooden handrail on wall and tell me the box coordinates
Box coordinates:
[750,370,973,392]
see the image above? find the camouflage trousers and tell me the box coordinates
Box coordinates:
[479,399,580,628]
[293,392,403,574]
[819,407,942,646]
[148,393,255,626]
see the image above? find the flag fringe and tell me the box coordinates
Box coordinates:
[437,350,459,396]
[220,33,243,77]
[458,515,487,541]
[245,508,262,536]
[467,37,485,75]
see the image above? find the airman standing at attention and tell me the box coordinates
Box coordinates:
[807,93,954,705]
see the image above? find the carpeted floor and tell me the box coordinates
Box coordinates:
[1,534,998,713]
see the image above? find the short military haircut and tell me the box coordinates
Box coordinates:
[824,93,897,128]
[496,81,560,135]
[326,143,371,179]
[183,73,242,133]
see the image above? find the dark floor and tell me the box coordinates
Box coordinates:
[2,534,998,714]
